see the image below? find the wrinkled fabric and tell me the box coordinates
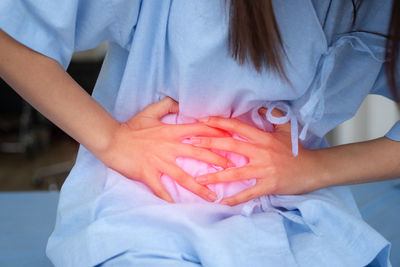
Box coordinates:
[386,121,400,142]
[160,111,258,205]
[0,0,397,266]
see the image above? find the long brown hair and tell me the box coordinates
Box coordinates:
[227,0,399,102]
[227,0,286,79]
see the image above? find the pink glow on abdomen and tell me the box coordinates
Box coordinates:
[160,113,258,203]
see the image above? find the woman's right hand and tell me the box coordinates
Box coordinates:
[97,97,233,203]
[0,31,229,203]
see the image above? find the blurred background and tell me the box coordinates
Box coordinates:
[1,42,400,267]
[0,43,107,192]
[0,43,399,192]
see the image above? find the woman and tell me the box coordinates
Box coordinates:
[0,0,399,266]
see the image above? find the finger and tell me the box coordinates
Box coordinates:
[142,96,179,120]
[176,143,236,169]
[220,185,263,206]
[195,167,252,184]
[146,171,174,203]
[168,123,231,139]
[199,117,267,142]
[190,137,254,155]
[258,107,290,133]
[160,161,218,202]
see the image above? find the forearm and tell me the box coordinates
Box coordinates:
[0,30,119,155]
[317,137,400,187]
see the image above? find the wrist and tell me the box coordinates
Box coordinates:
[313,148,343,188]
[302,148,335,191]
[314,137,400,189]
[87,118,121,161]
[314,144,365,188]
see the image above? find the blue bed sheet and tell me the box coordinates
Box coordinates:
[0,191,59,267]
[350,179,400,266]
[0,182,398,267]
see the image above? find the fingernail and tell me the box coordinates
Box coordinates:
[227,161,236,168]
[196,177,207,183]
[190,137,201,144]
[208,193,218,202]
[199,117,209,122]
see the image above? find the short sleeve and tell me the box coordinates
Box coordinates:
[0,0,141,69]
[385,121,400,141]
[370,60,400,142]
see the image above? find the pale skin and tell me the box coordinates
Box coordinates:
[194,113,400,205]
[0,29,230,202]
[1,29,400,206]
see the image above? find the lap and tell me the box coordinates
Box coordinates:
[46,147,391,267]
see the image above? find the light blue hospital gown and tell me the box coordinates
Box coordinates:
[1,0,400,266]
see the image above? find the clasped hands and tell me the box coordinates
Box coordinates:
[101,97,322,206]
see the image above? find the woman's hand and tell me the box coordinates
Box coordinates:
[97,97,234,203]
[0,31,232,203]
[192,108,324,206]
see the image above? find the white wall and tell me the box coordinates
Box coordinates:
[330,95,400,146]
[71,42,108,62]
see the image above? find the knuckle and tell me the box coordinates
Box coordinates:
[177,174,192,187]
[225,140,236,151]
[165,96,173,103]
[203,150,219,163]
[147,154,158,164]
[174,174,185,183]
[161,96,172,106]
[196,137,211,147]
[235,167,245,177]
[203,138,212,147]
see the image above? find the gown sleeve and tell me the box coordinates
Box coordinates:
[355,0,400,142]
[0,0,141,69]
[370,64,400,142]
[294,1,400,147]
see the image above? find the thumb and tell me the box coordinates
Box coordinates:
[143,96,179,120]
[258,107,291,133]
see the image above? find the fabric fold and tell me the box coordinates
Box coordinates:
[292,31,388,142]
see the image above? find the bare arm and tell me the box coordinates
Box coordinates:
[0,29,231,202]
[191,111,400,205]
[0,29,118,156]
[316,137,400,187]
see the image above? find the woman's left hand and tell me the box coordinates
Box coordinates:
[192,108,326,206]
